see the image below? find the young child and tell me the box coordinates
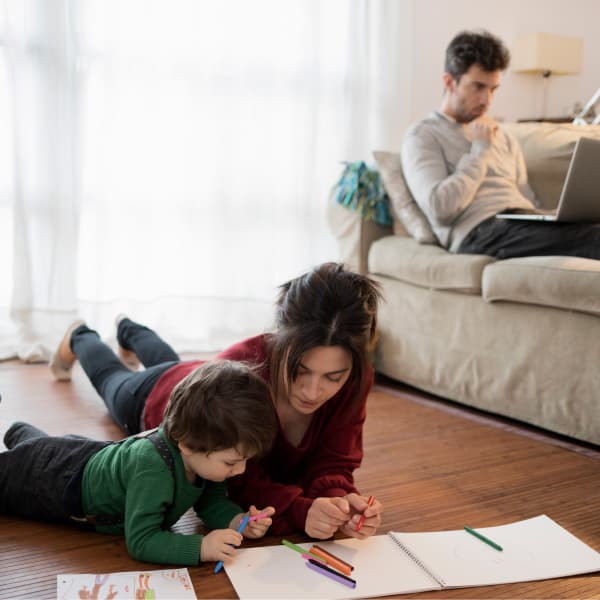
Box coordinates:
[0,360,277,566]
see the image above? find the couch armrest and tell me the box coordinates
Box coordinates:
[327,201,393,274]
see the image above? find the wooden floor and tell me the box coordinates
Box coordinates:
[1,359,599,599]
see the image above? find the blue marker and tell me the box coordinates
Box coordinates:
[214,514,251,574]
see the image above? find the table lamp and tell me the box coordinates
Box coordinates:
[511,32,583,119]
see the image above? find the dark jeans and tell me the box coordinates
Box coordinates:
[71,318,181,434]
[457,217,600,259]
[0,422,108,521]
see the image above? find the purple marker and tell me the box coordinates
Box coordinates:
[306,559,357,589]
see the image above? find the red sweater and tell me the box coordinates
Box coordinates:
[143,334,372,534]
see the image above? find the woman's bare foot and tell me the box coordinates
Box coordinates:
[49,320,85,381]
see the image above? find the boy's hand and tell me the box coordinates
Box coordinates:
[228,506,275,539]
[200,528,243,563]
[240,505,275,539]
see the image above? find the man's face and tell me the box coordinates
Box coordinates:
[443,64,501,123]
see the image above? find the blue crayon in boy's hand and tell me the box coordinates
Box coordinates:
[214,514,251,574]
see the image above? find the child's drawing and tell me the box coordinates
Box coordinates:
[57,568,196,600]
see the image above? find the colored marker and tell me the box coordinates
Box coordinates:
[281,539,321,560]
[214,514,250,574]
[248,512,269,522]
[356,495,375,531]
[306,558,357,589]
[309,545,353,576]
[464,525,503,551]
[302,552,326,563]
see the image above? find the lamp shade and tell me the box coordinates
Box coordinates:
[512,32,582,75]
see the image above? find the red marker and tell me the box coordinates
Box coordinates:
[356,495,374,531]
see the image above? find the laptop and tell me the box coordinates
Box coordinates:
[496,136,600,222]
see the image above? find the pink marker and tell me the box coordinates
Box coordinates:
[247,512,270,522]
[302,552,326,564]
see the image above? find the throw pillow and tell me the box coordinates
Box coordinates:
[373,150,438,244]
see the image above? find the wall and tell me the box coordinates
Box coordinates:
[407,0,600,123]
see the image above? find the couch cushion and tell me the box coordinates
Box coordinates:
[504,122,600,209]
[482,256,600,316]
[369,235,495,293]
[372,150,438,244]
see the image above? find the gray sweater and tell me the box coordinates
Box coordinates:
[401,111,538,251]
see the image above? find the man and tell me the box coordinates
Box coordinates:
[401,30,600,259]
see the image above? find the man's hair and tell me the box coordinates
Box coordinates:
[162,360,276,457]
[445,30,510,81]
[269,262,382,408]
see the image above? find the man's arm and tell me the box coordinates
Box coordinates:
[401,123,491,226]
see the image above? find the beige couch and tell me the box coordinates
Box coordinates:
[329,122,600,445]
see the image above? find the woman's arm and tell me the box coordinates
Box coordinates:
[227,370,373,536]
[227,461,313,534]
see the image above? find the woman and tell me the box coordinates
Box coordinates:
[51,262,383,539]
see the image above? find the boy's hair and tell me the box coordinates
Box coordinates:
[445,30,510,81]
[269,262,382,408]
[162,360,276,457]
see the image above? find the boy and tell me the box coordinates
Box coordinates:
[0,360,277,566]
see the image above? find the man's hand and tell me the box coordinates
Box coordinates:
[305,496,351,539]
[339,493,383,539]
[468,115,498,144]
[200,528,243,563]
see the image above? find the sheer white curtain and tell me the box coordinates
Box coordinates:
[0,0,413,359]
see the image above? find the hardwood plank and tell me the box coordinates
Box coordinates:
[1,361,599,599]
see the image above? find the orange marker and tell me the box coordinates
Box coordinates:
[356,495,375,531]
[309,545,353,577]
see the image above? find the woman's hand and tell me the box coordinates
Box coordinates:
[339,492,383,539]
[237,505,276,539]
[305,496,352,539]
[199,528,243,563]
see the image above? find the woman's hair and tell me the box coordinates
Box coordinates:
[445,30,510,81]
[162,360,277,456]
[269,262,382,407]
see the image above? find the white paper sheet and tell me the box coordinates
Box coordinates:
[57,568,196,600]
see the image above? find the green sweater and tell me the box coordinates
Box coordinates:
[81,429,242,565]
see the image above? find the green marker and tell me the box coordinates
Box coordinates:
[464,525,503,551]
[281,539,321,559]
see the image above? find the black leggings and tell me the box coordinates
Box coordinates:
[70,318,180,434]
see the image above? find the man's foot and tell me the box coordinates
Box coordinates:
[49,320,85,381]
[115,313,141,370]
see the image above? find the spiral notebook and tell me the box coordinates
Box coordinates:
[224,515,600,599]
